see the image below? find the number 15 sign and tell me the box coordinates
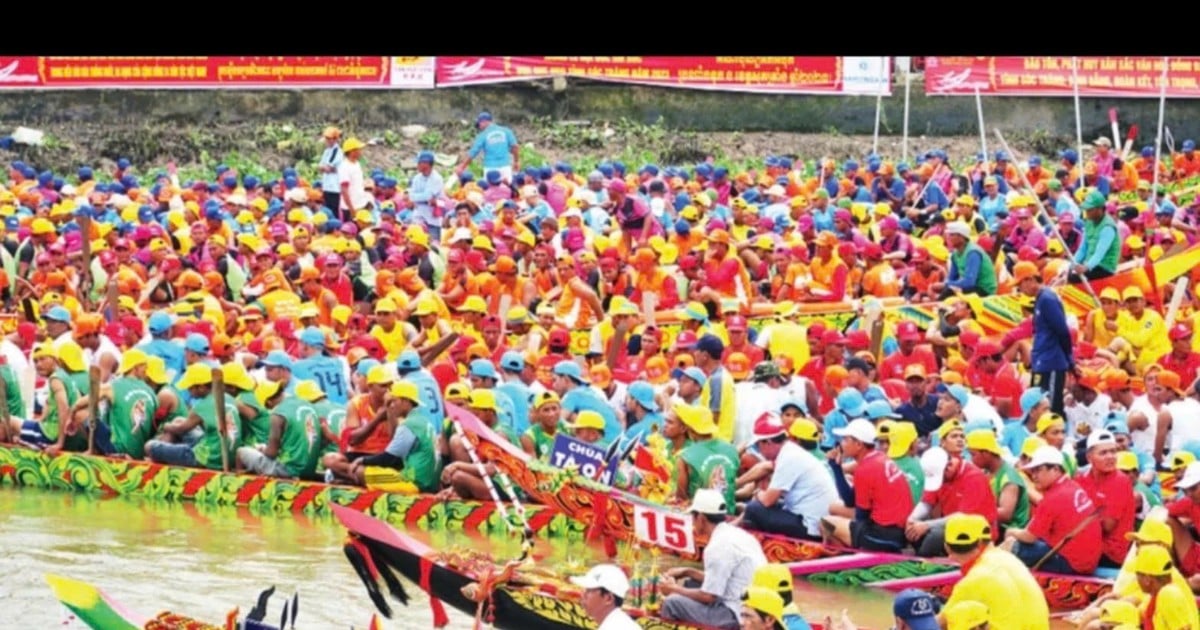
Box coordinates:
[633,504,695,554]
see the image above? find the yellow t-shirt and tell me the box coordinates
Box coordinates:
[1118,309,1171,370]
[700,367,737,444]
[1142,582,1200,630]
[946,546,1050,630]
[370,322,413,363]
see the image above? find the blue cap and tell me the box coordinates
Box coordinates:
[1029,155,1042,166]
[117,158,131,170]
[486,170,502,185]
[713,167,728,179]
[892,589,940,630]
[396,350,420,372]
[764,156,780,167]
[204,208,223,221]
[674,218,691,235]
[459,172,475,184]
[20,166,34,179]
[552,360,589,384]
[45,306,72,323]
[933,149,948,160]
[868,157,882,171]
[221,175,237,188]
[417,151,434,164]
[897,162,910,173]
[1019,387,1046,418]
[94,183,109,194]
[695,163,713,177]
[695,334,724,358]
[778,158,792,170]
[4,217,18,231]
[963,419,994,435]
[995,151,1010,161]
[243,175,259,189]
[184,333,210,354]
[536,166,552,180]
[121,175,138,190]
[844,160,859,172]
[469,358,498,381]
[741,189,760,204]
[499,351,525,373]
[780,396,807,414]
[356,358,380,377]
[10,160,25,171]
[299,327,326,348]
[776,176,790,186]
[639,164,659,176]
[627,381,659,412]
[937,383,970,408]
[612,161,627,176]
[1105,412,1130,436]
[283,175,299,189]
[865,400,900,420]
[371,169,385,181]
[1141,146,1155,158]
[1186,140,1197,152]
[52,176,64,191]
[597,165,614,179]
[835,389,866,418]
[37,170,52,185]
[282,167,298,178]
[148,311,173,334]
[476,111,493,126]
[679,367,708,387]
[263,350,293,369]
[1060,149,1078,163]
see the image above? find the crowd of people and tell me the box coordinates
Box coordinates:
[5,110,1200,628]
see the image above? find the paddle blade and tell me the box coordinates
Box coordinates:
[344,542,392,619]
[290,592,298,629]
[279,600,288,630]
[1127,124,1139,142]
[248,585,275,622]
[1109,107,1119,123]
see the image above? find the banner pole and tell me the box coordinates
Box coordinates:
[1073,57,1086,189]
[873,92,882,155]
[902,67,911,163]
[1152,57,1170,203]
[974,88,987,158]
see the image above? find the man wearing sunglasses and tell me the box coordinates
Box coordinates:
[737,413,837,541]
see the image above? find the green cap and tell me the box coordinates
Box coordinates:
[836,197,853,209]
[814,189,830,200]
[1046,179,1063,191]
[1081,190,1107,211]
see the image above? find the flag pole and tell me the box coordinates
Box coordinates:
[1072,57,1086,189]
[902,66,911,163]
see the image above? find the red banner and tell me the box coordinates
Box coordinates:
[436,56,891,95]
[925,56,1200,98]
[0,57,436,89]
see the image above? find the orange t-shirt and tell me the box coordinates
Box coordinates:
[862,263,901,298]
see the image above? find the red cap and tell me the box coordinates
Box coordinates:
[807,322,827,339]
[549,328,570,348]
[752,412,786,440]
[1171,324,1193,341]
[447,249,465,264]
[674,330,699,350]
[974,339,1003,358]
[678,254,699,270]
[845,330,870,351]
[911,247,929,262]
[837,242,858,259]
[1017,246,1039,262]
[465,250,488,273]
[1076,341,1097,360]
[896,321,921,342]
[976,234,995,253]
[863,242,883,259]
[120,315,143,337]
[725,315,748,332]
[959,329,981,348]
[822,329,847,345]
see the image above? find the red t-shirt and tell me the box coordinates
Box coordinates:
[1075,468,1136,564]
[879,346,938,382]
[981,363,1024,418]
[855,450,915,528]
[1159,352,1200,392]
[1166,495,1200,523]
[1027,475,1102,574]
[921,461,999,540]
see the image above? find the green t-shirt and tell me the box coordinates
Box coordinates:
[40,368,81,443]
[273,399,323,478]
[236,391,272,447]
[190,394,242,470]
[992,460,1031,529]
[107,377,157,459]
[396,408,441,493]
[313,399,346,457]
[894,455,926,505]
[523,423,566,462]
[0,364,25,418]
[680,438,739,513]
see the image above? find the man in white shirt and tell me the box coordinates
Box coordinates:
[337,137,372,218]
[660,488,767,630]
[570,564,641,630]
[409,151,445,241]
[738,414,836,540]
[1154,369,1200,463]
[1064,375,1112,442]
[317,126,343,217]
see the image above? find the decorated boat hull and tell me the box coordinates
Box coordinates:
[0,444,583,538]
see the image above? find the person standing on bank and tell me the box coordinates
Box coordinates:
[338,137,373,220]
[457,112,519,183]
[1002,260,1074,416]
[317,126,343,218]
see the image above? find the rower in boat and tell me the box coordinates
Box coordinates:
[673,402,739,511]
[440,388,519,500]
[891,588,941,630]
[943,601,990,630]
[620,381,665,447]
[735,413,836,541]
[821,418,914,552]
[521,391,565,460]
[965,428,1032,533]
[68,349,158,459]
[750,564,813,630]
[1076,430,1137,569]
[739,587,787,630]
[302,374,345,475]
[570,410,609,447]
[660,488,766,630]
[322,365,394,482]
[1076,518,1190,630]
[233,379,287,476]
[1166,462,1200,590]
[906,446,998,557]
[569,564,640,630]
[1001,445,1103,576]
[220,361,267,447]
[552,360,620,443]
[1133,545,1200,630]
[878,420,924,504]
[144,364,240,470]
[348,380,440,495]
[18,342,83,455]
[941,513,1049,630]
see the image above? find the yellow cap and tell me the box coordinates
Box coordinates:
[406,226,430,248]
[1126,518,1173,546]
[1122,286,1144,301]
[788,418,819,442]
[674,402,716,436]
[57,341,86,373]
[366,365,392,386]
[445,382,470,402]
[1098,600,1140,626]
[298,303,319,319]
[1170,451,1196,471]
[572,410,606,431]
[220,362,255,392]
[1036,412,1065,435]
[1100,287,1121,301]
[965,429,1003,456]
[945,513,992,545]
[937,420,963,441]
[145,357,169,386]
[254,380,282,406]
[533,390,560,409]
[375,298,397,314]
[118,349,149,375]
[294,379,325,403]
[176,364,214,390]
[1117,450,1139,472]
[945,601,989,630]
[413,298,438,317]
[741,586,784,623]
[1021,436,1047,458]
[471,235,494,252]
[468,388,497,412]
[389,380,420,405]
[341,137,366,153]
[751,564,793,595]
[459,296,487,314]
[1135,545,1174,576]
[331,305,352,325]
[886,421,918,459]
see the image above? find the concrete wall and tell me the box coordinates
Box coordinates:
[0,77,1192,141]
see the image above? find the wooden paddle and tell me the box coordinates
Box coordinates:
[1030,508,1102,572]
[213,369,230,473]
[86,366,100,454]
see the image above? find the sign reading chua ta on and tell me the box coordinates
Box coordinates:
[0,57,436,89]
[436,56,892,95]
[549,434,619,485]
[925,56,1200,97]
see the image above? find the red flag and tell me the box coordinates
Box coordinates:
[632,445,670,483]
[419,556,450,628]
[1144,252,1164,313]
[368,614,382,630]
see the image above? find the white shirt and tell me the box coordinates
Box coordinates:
[702,522,767,615]
[92,336,122,376]
[1065,393,1112,441]
[732,381,787,449]
[964,393,1005,434]
[337,159,371,211]
[0,338,33,416]
[597,608,641,630]
[319,145,342,192]
[1128,394,1160,454]
[1167,397,1200,456]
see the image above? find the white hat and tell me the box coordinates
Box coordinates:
[1022,445,1066,470]
[832,418,877,444]
[1085,430,1116,451]
[766,185,786,198]
[561,207,583,220]
[569,564,631,599]
[920,446,949,492]
[1179,462,1200,490]
[521,185,539,198]
[450,227,473,243]
[285,188,308,204]
[945,221,971,238]
[687,488,727,515]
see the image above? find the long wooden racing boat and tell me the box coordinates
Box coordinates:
[0,444,583,538]
[46,573,342,630]
[334,503,756,630]
[456,407,1117,611]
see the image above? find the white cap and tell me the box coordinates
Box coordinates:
[1022,445,1066,470]
[451,227,473,243]
[687,488,727,515]
[1180,462,1200,490]
[832,418,877,444]
[1085,430,1116,451]
[561,207,583,220]
[285,188,308,204]
[920,447,949,492]
[945,221,971,238]
[766,185,786,197]
[570,564,631,599]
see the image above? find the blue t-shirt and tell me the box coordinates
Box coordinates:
[495,381,533,436]
[469,125,519,169]
[292,355,349,405]
[562,386,620,443]
[403,370,445,422]
[137,339,185,382]
[622,411,666,446]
